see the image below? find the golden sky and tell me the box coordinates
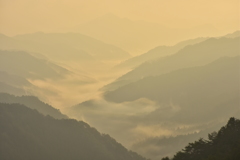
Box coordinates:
[0,0,239,36]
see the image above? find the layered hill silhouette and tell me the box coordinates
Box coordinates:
[0,71,31,87]
[0,32,130,64]
[0,93,67,119]
[114,37,208,70]
[0,71,32,95]
[75,13,218,54]
[223,30,240,38]
[114,31,240,71]
[105,56,240,122]
[0,50,70,79]
[103,37,240,91]
[0,103,147,160]
[0,82,27,96]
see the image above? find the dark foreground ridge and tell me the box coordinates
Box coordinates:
[0,103,147,160]
[161,117,240,160]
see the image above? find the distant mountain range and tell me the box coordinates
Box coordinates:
[0,93,67,119]
[105,56,240,119]
[0,32,130,66]
[114,30,240,71]
[103,37,240,91]
[0,71,32,95]
[223,30,240,38]
[0,82,28,96]
[114,37,208,70]
[0,50,70,79]
[74,13,219,54]
[0,49,74,97]
[0,26,239,160]
[0,71,31,87]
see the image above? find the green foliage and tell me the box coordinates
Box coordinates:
[164,117,240,160]
[0,103,147,160]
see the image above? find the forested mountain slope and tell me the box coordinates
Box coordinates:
[0,103,147,160]
[161,117,240,160]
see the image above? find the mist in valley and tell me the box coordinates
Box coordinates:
[0,0,240,160]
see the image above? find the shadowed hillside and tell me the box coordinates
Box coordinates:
[103,37,240,91]
[0,103,147,160]
[105,56,240,105]
[105,56,240,124]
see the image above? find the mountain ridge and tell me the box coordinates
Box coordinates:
[103,37,240,92]
[0,103,147,160]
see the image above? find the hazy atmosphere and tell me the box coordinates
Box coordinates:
[0,0,240,160]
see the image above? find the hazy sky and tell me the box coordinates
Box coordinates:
[0,0,239,36]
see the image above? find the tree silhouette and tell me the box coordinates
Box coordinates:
[161,117,240,160]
